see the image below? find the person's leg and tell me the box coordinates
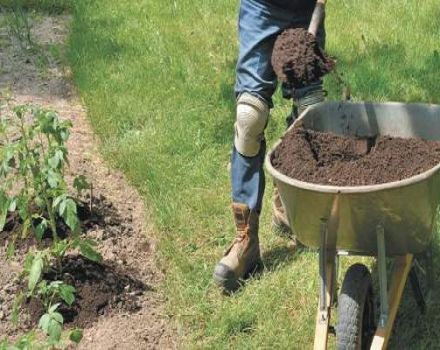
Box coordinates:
[214,0,301,292]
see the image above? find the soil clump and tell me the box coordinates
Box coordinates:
[271,28,334,89]
[271,124,440,186]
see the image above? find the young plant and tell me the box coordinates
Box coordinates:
[1,104,100,345]
[0,104,101,263]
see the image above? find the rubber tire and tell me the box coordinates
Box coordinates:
[336,263,375,350]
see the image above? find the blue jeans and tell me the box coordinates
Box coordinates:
[231,0,325,213]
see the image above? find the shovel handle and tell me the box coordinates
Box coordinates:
[308,0,327,37]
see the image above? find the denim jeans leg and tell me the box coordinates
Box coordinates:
[232,0,320,213]
[231,141,266,214]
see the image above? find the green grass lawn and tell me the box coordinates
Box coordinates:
[68,0,440,348]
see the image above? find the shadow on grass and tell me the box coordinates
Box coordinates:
[262,244,301,272]
[330,41,440,103]
[386,240,440,349]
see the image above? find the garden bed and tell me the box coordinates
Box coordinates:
[0,12,175,349]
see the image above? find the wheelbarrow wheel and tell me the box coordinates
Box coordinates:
[336,263,375,350]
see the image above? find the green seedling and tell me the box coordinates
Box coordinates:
[0,104,101,346]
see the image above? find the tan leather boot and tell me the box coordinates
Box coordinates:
[272,187,292,235]
[213,203,262,292]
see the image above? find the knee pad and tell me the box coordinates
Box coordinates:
[234,93,269,157]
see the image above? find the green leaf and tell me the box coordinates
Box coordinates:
[0,190,10,231]
[52,194,65,209]
[17,194,30,221]
[6,241,15,259]
[48,154,60,168]
[60,129,70,142]
[59,283,76,306]
[73,175,89,195]
[38,313,51,332]
[69,329,83,344]
[79,240,102,262]
[34,219,47,241]
[48,303,61,313]
[51,311,63,324]
[13,105,27,119]
[58,197,67,216]
[28,254,44,292]
[47,170,59,188]
[8,198,17,212]
[62,198,79,233]
[47,318,62,342]
[21,218,31,239]
[51,240,69,260]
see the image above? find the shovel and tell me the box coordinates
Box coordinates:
[308,0,327,37]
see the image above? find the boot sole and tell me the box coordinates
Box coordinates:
[213,260,263,293]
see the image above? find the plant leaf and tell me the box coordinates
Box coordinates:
[48,154,60,168]
[8,198,17,212]
[52,194,65,209]
[47,170,59,188]
[38,313,51,333]
[69,329,83,344]
[79,240,102,262]
[73,175,89,194]
[62,198,79,233]
[48,303,61,314]
[59,283,76,306]
[6,241,15,259]
[51,311,63,324]
[21,218,31,239]
[47,318,62,342]
[34,219,47,241]
[0,190,10,231]
[28,254,44,292]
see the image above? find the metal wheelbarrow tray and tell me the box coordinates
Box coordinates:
[265,101,440,349]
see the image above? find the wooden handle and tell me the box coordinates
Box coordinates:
[308,0,327,37]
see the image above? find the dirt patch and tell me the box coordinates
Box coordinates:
[26,256,148,329]
[271,28,334,89]
[271,124,440,186]
[0,13,176,349]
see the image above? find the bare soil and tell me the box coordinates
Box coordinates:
[271,28,334,89]
[0,13,176,349]
[271,124,440,186]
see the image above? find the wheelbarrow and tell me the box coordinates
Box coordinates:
[265,101,440,349]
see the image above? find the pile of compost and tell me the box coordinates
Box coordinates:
[271,124,440,186]
[271,28,335,89]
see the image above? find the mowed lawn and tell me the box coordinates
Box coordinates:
[69,0,440,348]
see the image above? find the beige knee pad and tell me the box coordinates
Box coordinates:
[234,93,269,157]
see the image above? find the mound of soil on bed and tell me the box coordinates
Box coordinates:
[271,28,335,89]
[27,256,148,328]
[271,124,440,186]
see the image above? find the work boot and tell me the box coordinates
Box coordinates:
[294,84,326,116]
[213,203,262,292]
[271,188,292,236]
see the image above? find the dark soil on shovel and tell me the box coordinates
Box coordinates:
[271,124,440,186]
[271,28,335,88]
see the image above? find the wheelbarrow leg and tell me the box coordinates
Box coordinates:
[370,254,413,350]
[314,219,337,350]
[376,225,389,328]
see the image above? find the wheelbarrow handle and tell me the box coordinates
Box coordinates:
[308,0,327,37]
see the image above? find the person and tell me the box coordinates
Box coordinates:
[213,0,327,292]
